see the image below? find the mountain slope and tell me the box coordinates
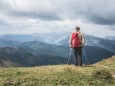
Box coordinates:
[0,47,66,67]
[18,41,69,58]
[0,56,115,86]
[82,46,115,64]
[0,38,19,47]
[0,42,114,67]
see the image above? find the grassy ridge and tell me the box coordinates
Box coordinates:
[0,56,115,86]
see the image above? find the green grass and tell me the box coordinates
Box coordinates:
[0,56,115,86]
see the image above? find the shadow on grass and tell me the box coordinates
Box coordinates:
[81,65,95,67]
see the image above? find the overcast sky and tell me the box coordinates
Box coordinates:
[0,0,115,37]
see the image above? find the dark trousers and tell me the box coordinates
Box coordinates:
[73,47,82,66]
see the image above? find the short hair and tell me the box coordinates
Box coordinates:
[76,26,80,30]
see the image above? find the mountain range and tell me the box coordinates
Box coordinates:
[0,32,114,67]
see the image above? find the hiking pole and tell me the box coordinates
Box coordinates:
[67,48,72,64]
[83,48,89,65]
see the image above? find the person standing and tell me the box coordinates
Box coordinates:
[69,26,85,66]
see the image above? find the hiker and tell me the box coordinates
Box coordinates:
[69,26,85,66]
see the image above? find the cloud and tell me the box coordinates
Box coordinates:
[59,0,115,25]
[0,0,115,37]
[0,0,62,20]
[1,0,115,24]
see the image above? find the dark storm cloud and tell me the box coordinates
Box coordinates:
[64,0,115,25]
[0,0,62,21]
[11,11,61,21]
[85,15,115,25]
[0,0,115,25]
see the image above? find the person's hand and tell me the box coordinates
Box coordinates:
[69,45,73,48]
[81,43,84,47]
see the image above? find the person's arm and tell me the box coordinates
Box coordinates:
[69,33,73,48]
[81,33,85,46]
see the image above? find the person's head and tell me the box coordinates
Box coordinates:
[75,26,80,31]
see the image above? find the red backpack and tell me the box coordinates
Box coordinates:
[71,32,81,48]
